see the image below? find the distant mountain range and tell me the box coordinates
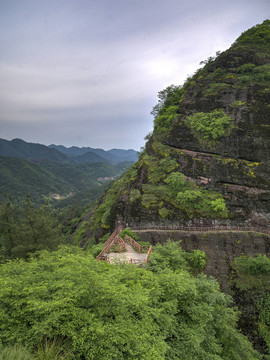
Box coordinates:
[0,155,130,204]
[49,144,138,164]
[0,138,137,204]
[0,138,138,164]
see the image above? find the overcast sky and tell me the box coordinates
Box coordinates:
[0,0,268,150]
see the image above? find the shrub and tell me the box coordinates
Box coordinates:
[176,190,204,209]
[35,338,65,360]
[184,109,234,141]
[119,228,139,241]
[0,344,34,360]
[176,189,228,218]
[164,172,185,195]
[129,189,141,203]
[0,246,261,360]
[159,207,170,218]
[186,249,208,275]
[236,63,256,73]
[233,255,270,276]
[154,106,179,135]
[203,82,229,96]
[210,198,227,214]
[229,100,246,108]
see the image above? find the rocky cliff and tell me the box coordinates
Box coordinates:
[80,21,269,242]
[72,21,270,356]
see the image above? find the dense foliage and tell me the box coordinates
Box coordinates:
[0,245,260,359]
[231,255,270,358]
[184,109,234,142]
[0,156,130,204]
[0,197,66,260]
[234,20,270,47]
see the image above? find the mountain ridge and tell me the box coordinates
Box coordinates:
[49,144,138,163]
[0,138,138,164]
[78,20,270,244]
[0,155,131,203]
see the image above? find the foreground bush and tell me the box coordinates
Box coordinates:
[0,344,34,360]
[0,246,260,359]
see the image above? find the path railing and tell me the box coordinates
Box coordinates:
[96,227,123,260]
[146,245,152,264]
[104,227,122,248]
[124,235,151,254]
[97,230,153,265]
[132,225,270,235]
[124,235,141,253]
[110,236,127,253]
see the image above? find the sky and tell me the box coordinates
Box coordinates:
[0,0,269,150]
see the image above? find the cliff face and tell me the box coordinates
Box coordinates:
[80,21,270,244]
[132,230,270,288]
[74,22,270,355]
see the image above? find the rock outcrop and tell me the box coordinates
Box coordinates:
[79,20,270,244]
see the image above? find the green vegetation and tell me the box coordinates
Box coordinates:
[152,85,183,137]
[0,156,130,204]
[151,85,183,118]
[154,105,179,136]
[235,63,270,87]
[88,145,228,235]
[0,245,260,359]
[129,189,141,202]
[234,20,270,47]
[164,172,185,195]
[148,241,207,276]
[158,207,170,218]
[176,189,227,216]
[231,255,270,358]
[72,221,88,246]
[0,343,34,360]
[184,109,234,142]
[89,166,137,231]
[142,166,228,218]
[119,228,139,241]
[0,196,66,260]
[203,82,229,96]
[229,100,246,108]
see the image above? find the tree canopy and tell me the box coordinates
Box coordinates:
[0,245,260,359]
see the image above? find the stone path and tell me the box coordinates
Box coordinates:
[107,242,148,264]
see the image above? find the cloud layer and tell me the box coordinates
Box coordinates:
[0,0,268,149]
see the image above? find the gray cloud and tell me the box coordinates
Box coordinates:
[0,0,269,149]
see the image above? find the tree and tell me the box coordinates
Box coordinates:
[164,172,185,195]
[151,85,182,118]
[0,245,260,359]
[0,197,18,260]
[0,196,65,260]
[184,109,233,141]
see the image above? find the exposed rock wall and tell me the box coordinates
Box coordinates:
[134,230,270,291]
[79,21,270,250]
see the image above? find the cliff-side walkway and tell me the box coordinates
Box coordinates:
[107,242,148,264]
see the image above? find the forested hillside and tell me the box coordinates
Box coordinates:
[0,138,138,164]
[0,155,131,204]
[0,137,136,209]
[49,144,138,163]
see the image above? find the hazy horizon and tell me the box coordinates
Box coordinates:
[1,136,138,152]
